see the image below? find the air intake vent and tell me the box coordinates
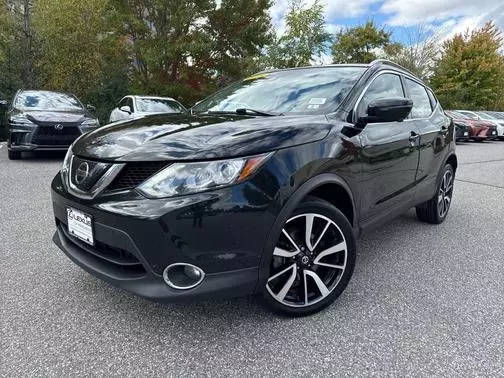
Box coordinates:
[107,162,168,192]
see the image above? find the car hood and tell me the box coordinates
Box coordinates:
[20,110,89,124]
[73,113,332,161]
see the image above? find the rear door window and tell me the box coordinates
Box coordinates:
[405,78,432,119]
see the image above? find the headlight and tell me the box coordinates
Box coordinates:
[138,152,273,198]
[61,145,74,188]
[80,118,100,127]
[9,115,35,126]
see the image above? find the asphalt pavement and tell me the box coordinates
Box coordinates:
[1,140,503,377]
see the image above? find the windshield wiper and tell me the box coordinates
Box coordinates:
[235,108,282,117]
[196,109,282,117]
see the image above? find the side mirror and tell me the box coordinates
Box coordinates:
[0,99,8,108]
[357,97,413,128]
[120,105,132,114]
[86,104,96,112]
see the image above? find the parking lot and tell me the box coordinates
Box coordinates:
[1,141,503,376]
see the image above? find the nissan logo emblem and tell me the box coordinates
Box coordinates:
[75,162,90,185]
[54,124,64,131]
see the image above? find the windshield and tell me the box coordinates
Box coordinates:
[446,110,467,119]
[136,98,185,113]
[458,111,478,120]
[489,112,504,120]
[192,67,366,115]
[15,91,83,111]
[477,111,496,120]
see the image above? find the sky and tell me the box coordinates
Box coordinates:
[270,0,504,45]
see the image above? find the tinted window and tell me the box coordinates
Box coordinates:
[405,79,432,118]
[15,91,83,111]
[427,89,437,110]
[192,67,366,115]
[136,98,185,113]
[359,73,404,115]
[119,97,133,111]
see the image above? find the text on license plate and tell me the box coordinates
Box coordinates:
[67,207,94,245]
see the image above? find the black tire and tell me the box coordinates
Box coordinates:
[262,196,356,316]
[416,164,454,224]
[7,149,21,160]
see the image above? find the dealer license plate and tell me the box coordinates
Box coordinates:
[67,207,94,245]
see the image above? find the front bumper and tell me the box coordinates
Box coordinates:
[10,144,70,151]
[51,173,277,302]
[9,123,89,151]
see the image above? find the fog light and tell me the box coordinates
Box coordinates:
[163,263,205,290]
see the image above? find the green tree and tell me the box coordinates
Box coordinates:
[204,0,274,84]
[113,0,273,105]
[331,21,395,64]
[0,0,37,98]
[33,0,130,122]
[264,0,331,69]
[431,22,504,110]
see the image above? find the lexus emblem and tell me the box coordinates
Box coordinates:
[75,162,90,185]
[54,124,64,131]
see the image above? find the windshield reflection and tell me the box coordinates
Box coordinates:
[15,90,83,111]
[192,67,366,115]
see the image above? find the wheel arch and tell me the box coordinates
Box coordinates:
[446,153,458,173]
[256,173,357,292]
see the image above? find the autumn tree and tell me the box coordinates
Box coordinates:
[431,22,504,110]
[112,0,273,104]
[264,0,331,68]
[332,21,397,64]
[33,0,130,121]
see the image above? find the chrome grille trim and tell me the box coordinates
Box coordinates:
[68,155,125,200]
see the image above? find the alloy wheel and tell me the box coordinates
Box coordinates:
[266,213,348,308]
[438,169,454,218]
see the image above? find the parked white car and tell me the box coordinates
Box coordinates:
[109,96,186,123]
[456,110,503,140]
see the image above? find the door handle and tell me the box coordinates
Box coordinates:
[409,132,420,142]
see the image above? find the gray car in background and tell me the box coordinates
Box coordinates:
[3,90,100,160]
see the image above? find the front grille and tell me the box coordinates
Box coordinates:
[32,125,81,146]
[108,162,168,191]
[70,156,113,192]
[59,221,146,277]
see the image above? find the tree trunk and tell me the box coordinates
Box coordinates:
[22,0,34,88]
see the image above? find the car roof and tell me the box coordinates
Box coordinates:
[262,64,370,74]
[259,60,422,84]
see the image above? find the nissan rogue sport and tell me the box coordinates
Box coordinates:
[51,60,457,316]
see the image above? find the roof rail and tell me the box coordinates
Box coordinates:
[369,59,417,77]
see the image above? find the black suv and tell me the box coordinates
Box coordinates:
[51,60,456,316]
[4,90,99,160]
